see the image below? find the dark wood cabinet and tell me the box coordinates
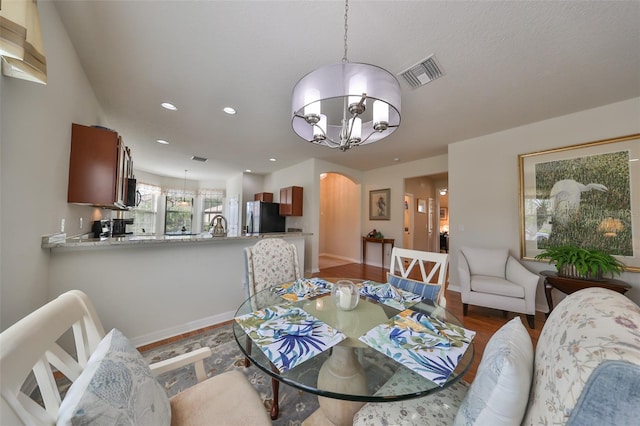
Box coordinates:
[254,192,273,202]
[279,186,303,216]
[68,123,133,209]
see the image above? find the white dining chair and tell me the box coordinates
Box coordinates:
[388,247,449,306]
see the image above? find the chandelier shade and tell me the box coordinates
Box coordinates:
[292,62,401,151]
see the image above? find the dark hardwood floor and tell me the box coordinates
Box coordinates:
[312,262,544,383]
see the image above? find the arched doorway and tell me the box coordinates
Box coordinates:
[318,172,361,269]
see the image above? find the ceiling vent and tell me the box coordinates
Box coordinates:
[400,56,443,89]
[191,155,208,162]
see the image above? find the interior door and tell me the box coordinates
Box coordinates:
[403,194,414,249]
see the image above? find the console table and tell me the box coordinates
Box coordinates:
[362,237,394,268]
[541,270,631,316]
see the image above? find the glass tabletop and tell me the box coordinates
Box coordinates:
[232,278,474,403]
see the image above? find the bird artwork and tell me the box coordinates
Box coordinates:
[549,179,608,225]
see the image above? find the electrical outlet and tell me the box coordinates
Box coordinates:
[61,219,65,233]
[80,217,83,229]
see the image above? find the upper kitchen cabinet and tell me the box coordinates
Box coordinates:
[279,186,303,216]
[67,123,134,209]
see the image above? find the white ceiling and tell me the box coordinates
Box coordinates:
[52,0,640,182]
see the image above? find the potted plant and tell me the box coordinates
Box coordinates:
[535,246,625,281]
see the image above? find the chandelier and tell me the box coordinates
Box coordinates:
[291,0,401,151]
[176,170,190,207]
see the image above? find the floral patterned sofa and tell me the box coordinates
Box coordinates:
[354,287,640,425]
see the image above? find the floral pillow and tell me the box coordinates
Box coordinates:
[57,328,170,426]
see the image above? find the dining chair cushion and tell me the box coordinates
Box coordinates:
[58,328,171,426]
[453,316,533,426]
[387,273,441,302]
[353,377,469,426]
[169,370,271,426]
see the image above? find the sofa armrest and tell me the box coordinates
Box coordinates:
[506,256,539,313]
[149,347,212,382]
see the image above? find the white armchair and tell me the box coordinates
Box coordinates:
[458,246,539,328]
[0,290,270,425]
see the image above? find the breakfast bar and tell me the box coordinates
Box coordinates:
[44,233,311,347]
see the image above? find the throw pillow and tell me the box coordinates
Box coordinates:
[453,316,533,426]
[387,272,441,302]
[57,328,171,426]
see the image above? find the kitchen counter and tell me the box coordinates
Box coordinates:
[45,232,310,347]
[41,232,312,250]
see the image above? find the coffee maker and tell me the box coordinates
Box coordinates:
[112,218,134,236]
[91,220,111,238]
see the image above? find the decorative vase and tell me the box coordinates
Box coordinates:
[331,280,359,311]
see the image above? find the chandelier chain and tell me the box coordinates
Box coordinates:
[342,0,349,63]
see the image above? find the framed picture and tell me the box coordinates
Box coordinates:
[417,199,426,213]
[369,188,390,220]
[518,134,640,272]
[440,207,448,220]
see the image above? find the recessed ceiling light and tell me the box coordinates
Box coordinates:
[245,169,252,173]
[269,158,277,162]
[393,157,400,161]
[223,107,237,115]
[161,102,177,111]
[156,139,169,145]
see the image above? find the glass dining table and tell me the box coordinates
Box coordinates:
[232,278,474,426]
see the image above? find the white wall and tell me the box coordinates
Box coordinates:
[0,2,105,330]
[448,97,640,308]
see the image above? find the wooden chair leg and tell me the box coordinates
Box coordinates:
[244,337,251,367]
[462,303,468,316]
[270,377,280,420]
[526,314,536,329]
[270,364,280,420]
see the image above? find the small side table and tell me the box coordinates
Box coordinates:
[541,270,631,316]
[362,237,394,269]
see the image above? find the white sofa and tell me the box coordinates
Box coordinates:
[354,287,640,425]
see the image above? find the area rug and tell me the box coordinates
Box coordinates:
[139,322,320,425]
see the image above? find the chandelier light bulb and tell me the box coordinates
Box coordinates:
[373,100,389,131]
[314,114,327,142]
[349,117,362,142]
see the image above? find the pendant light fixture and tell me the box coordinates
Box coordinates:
[291,0,401,151]
[176,169,190,207]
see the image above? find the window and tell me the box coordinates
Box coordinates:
[130,183,160,235]
[165,192,194,234]
[200,189,225,232]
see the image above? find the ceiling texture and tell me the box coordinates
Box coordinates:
[52,0,640,182]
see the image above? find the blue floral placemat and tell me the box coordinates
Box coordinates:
[235,304,345,372]
[359,309,475,386]
[272,278,333,301]
[360,281,423,310]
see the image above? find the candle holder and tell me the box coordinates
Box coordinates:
[331,280,359,311]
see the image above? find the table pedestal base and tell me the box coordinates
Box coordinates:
[305,346,367,426]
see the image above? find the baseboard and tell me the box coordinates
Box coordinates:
[129,311,235,348]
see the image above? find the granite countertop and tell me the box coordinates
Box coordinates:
[42,232,312,250]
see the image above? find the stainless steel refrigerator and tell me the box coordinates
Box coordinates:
[246,201,286,235]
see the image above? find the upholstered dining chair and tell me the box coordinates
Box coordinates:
[243,237,302,419]
[458,246,539,328]
[388,247,449,306]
